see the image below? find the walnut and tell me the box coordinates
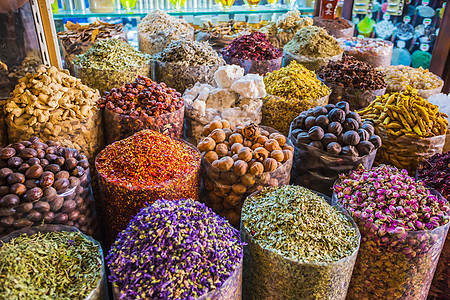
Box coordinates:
[231,142,243,154]
[197,137,216,152]
[270,150,284,162]
[242,122,261,141]
[257,135,268,144]
[264,139,281,152]
[209,120,223,131]
[221,119,231,129]
[237,147,253,162]
[204,151,218,163]
[249,162,264,175]
[233,160,248,176]
[210,128,226,143]
[253,147,269,162]
[282,149,293,163]
[229,133,244,145]
[215,143,229,157]
[263,158,278,172]
[223,127,233,139]
[251,143,262,150]
[232,183,247,195]
[202,124,211,137]
[217,156,234,171]
[271,133,286,146]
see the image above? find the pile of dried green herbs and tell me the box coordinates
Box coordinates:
[0,231,102,299]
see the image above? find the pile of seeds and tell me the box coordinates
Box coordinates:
[107,198,243,299]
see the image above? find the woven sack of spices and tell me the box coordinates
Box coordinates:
[96,130,201,246]
[199,122,294,228]
[0,224,107,300]
[333,165,450,300]
[241,186,360,300]
[0,100,7,147]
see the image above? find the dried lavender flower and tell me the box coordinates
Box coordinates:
[106,199,243,300]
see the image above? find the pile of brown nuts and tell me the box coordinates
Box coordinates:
[0,137,97,236]
[198,120,293,228]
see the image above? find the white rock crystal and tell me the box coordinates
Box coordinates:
[206,88,238,109]
[214,65,245,88]
[230,74,266,99]
[192,99,206,117]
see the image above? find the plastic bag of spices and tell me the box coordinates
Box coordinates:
[338,37,393,68]
[96,130,201,246]
[333,166,450,300]
[0,224,107,300]
[240,186,360,300]
[199,123,294,228]
[322,81,386,110]
[0,137,98,237]
[283,50,343,71]
[374,127,445,176]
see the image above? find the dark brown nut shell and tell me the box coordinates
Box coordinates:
[64,157,78,170]
[13,218,33,228]
[40,159,49,168]
[342,131,360,146]
[7,157,23,168]
[77,159,90,169]
[39,171,55,188]
[69,210,80,221]
[0,148,16,160]
[18,163,31,173]
[19,148,37,159]
[54,157,65,166]
[0,208,16,216]
[304,116,316,130]
[0,216,14,227]
[50,197,64,212]
[27,158,41,166]
[33,201,51,213]
[26,210,43,222]
[71,166,85,177]
[9,183,26,196]
[16,202,33,213]
[25,164,44,179]
[10,143,25,152]
[43,187,57,198]
[7,173,25,185]
[328,122,343,136]
[336,101,350,114]
[329,108,346,123]
[43,211,54,223]
[54,213,68,224]
[45,164,61,173]
[61,200,77,214]
[54,178,70,191]
[22,187,43,202]
[0,186,9,197]
[0,168,13,179]
[0,194,20,208]
[55,171,70,180]
[24,179,39,189]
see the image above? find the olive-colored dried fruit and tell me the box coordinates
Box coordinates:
[296,132,311,144]
[357,129,370,142]
[342,131,360,146]
[322,133,338,146]
[304,116,316,130]
[369,135,382,148]
[361,123,375,136]
[343,118,359,131]
[0,194,20,208]
[329,108,345,123]
[25,164,44,179]
[7,173,25,185]
[357,141,375,156]
[327,142,342,155]
[341,145,358,157]
[308,126,325,141]
[309,141,323,150]
[0,168,13,179]
[315,115,329,129]
[336,101,350,114]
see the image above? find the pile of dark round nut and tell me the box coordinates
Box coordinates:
[99,75,184,117]
[0,137,96,236]
[291,101,382,157]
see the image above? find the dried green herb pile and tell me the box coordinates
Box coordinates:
[154,40,225,66]
[73,39,150,70]
[242,185,358,262]
[0,231,102,299]
[284,26,343,58]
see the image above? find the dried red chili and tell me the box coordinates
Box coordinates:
[417,151,450,199]
[99,75,184,117]
[96,130,201,245]
[220,32,282,61]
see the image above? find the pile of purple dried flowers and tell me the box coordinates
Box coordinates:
[220,32,282,61]
[106,198,244,299]
[417,151,450,200]
[334,165,449,246]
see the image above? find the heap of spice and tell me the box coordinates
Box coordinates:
[317,55,386,90]
[154,40,224,66]
[0,137,97,236]
[334,165,450,299]
[284,26,343,58]
[338,37,393,68]
[262,61,330,135]
[199,121,293,228]
[100,76,184,143]
[260,10,313,34]
[57,20,124,73]
[313,17,352,31]
[138,10,193,55]
[358,86,448,138]
[220,32,282,61]
[96,130,201,244]
[199,20,250,37]
[417,152,450,199]
[107,198,244,300]
[378,65,443,94]
[241,185,359,299]
[0,230,103,299]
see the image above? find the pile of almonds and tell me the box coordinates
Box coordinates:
[198,120,293,227]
